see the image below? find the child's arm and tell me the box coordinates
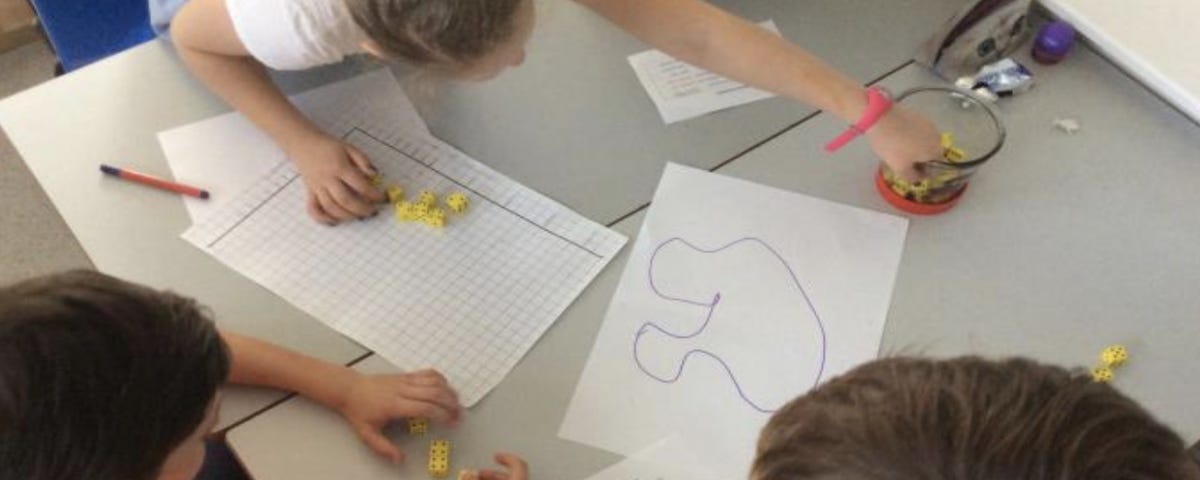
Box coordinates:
[221,331,463,464]
[170,0,384,225]
[578,0,941,180]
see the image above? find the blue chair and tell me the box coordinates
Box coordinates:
[26,0,156,72]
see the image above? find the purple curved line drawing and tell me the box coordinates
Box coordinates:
[632,237,828,413]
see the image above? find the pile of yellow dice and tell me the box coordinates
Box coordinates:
[1090,344,1129,383]
[379,182,469,229]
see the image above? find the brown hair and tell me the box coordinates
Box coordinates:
[346,0,526,67]
[0,270,229,480]
[752,356,1194,480]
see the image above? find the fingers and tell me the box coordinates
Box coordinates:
[307,191,337,226]
[894,163,924,182]
[404,369,452,388]
[343,147,385,203]
[342,170,386,205]
[409,372,461,423]
[327,180,377,217]
[316,188,359,221]
[394,393,461,426]
[354,425,405,465]
[493,453,528,475]
[346,144,377,177]
[478,453,528,480]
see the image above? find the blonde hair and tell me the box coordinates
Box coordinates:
[346,0,525,67]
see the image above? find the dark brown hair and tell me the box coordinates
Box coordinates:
[0,270,229,480]
[753,356,1194,480]
[346,0,526,67]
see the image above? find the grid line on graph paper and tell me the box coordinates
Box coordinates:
[182,126,626,405]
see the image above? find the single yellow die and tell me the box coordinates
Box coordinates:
[1100,345,1128,367]
[412,203,430,218]
[943,146,967,163]
[408,417,428,435]
[1091,366,1114,383]
[909,180,931,196]
[940,132,955,149]
[422,208,447,228]
[386,185,405,203]
[429,440,451,478]
[445,192,469,213]
[418,190,437,207]
[395,202,419,222]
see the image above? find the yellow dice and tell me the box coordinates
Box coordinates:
[395,202,419,222]
[940,132,955,149]
[1091,366,1114,383]
[943,146,967,163]
[418,190,437,207]
[1100,345,1128,367]
[386,185,405,203]
[429,440,451,478]
[445,192,469,213]
[422,207,447,228]
[408,417,428,435]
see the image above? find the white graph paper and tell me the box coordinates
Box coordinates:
[182,125,626,405]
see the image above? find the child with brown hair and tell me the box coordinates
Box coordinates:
[0,270,524,480]
[154,0,943,226]
[752,356,1200,480]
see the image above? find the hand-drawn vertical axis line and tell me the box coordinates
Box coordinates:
[206,162,301,248]
[632,236,828,414]
[346,128,603,259]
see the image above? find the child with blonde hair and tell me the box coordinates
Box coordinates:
[156,0,943,225]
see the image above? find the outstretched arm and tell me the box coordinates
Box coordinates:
[577,0,941,178]
[221,331,463,463]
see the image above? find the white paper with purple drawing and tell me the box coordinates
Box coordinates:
[560,163,907,478]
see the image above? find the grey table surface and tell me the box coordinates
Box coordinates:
[227,43,1200,479]
[0,0,961,430]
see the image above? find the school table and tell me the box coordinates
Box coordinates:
[0,0,961,430]
[227,33,1200,480]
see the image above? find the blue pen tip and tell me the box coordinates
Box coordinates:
[200,191,210,200]
[99,164,119,175]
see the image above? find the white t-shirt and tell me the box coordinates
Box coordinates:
[225,0,368,70]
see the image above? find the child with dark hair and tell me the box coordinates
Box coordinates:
[751,356,1200,480]
[0,270,523,480]
[154,0,943,226]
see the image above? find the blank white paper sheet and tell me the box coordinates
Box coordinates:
[176,76,626,405]
[560,163,907,478]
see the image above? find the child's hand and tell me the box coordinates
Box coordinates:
[866,104,943,182]
[462,453,529,480]
[337,369,463,464]
[288,133,386,225]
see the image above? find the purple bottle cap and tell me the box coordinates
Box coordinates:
[1033,21,1076,63]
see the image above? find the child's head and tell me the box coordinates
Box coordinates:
[753,356,1199,480]
[0,270,229,480]
[347,0,536,80]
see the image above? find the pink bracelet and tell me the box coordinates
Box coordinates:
[824,86,894,152]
